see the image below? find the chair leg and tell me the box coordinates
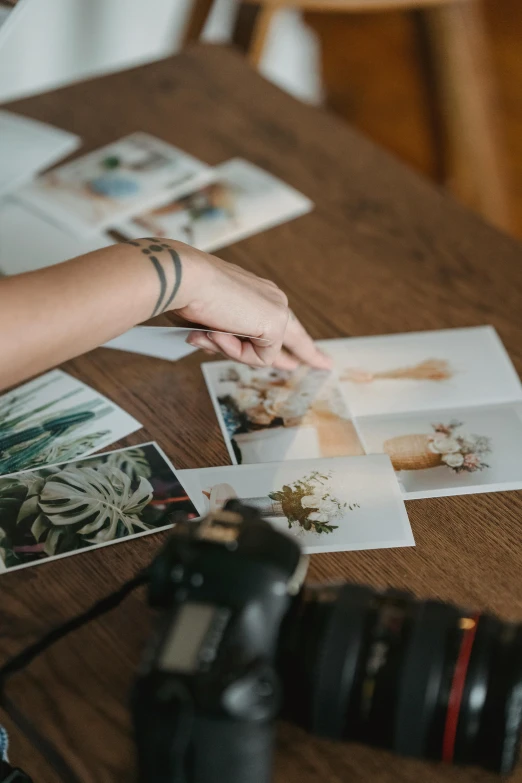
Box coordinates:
[422,0,511,231]
[182,0,215,46]
[232,2,278,68]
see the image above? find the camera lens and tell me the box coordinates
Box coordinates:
[279,585,522,774]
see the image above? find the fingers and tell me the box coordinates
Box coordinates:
[206,332,273,366]
[283,314,332,369]
[186,316,331,372]
[271,349,300,371]
[188,331,270,366]
[186,332,221,354]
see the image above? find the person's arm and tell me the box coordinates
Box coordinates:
[0,238,331,391]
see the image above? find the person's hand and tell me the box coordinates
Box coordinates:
[168,242,332,371]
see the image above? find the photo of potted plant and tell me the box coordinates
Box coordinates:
[0,371,140,476]
[0,443,197,572]
[383,421,491,473]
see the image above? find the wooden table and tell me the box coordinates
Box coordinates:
[2,44,522,783]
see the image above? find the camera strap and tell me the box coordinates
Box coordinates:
[0,569,150,780]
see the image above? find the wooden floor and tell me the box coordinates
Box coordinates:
[306,0,522,237]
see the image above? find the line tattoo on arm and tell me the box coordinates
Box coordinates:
[125,239,183,316]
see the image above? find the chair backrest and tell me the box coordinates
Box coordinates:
[183,0,458,49]
[235,0,455,9]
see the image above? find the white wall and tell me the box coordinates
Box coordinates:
[0,0,321,105]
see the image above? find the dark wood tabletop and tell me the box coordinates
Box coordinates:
[2,44,522,783]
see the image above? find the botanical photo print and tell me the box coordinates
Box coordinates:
[16,132,210,235]
[114,158,313,253]
[0,369,141,476]
[178,456,414,554]
[318,326,522,417]
[202,361,364,465]
[357,404,522,499]
[0,442,198,572]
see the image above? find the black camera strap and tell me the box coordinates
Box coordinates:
[0,569,150,781]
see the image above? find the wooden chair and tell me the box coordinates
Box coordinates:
[183,0,511,232]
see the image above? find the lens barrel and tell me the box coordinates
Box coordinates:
[279,585,522,774]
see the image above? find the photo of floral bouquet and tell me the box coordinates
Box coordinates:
[426,421,491,472]
[200,470,360,537]
[383,420,491,473]
[268,470,359,534]
[179,455,413,553]
[205,362,363,464]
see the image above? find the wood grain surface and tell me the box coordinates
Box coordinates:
[2,44,522,783]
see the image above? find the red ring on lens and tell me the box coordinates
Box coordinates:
[442,614,480,763]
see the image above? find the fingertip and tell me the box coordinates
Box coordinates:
[273,355,300,371]
[311,350,334,370]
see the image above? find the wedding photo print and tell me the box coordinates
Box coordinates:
[178,455,414,554]
[0,369,141,476]
[202,362,364,465]
[357,404,522,498]
[0,442,198,573]
[319,326,522,417]
[16,132,210,235]
[114,158,313,252]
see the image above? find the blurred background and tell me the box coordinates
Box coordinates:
[0,0,520,236]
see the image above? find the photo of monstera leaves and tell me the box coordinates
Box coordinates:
[0,442,197,572]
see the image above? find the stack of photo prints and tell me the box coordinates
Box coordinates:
[0,129,313,275]
[2,325,521,574]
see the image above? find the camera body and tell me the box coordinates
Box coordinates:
[133,501,304,783]
[133,502,522,783]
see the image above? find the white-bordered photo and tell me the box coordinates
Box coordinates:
[15,132,211,235]
[0,369,141,476]
[202,361,364,465]
[113,158,313,252]
[318,327,522,417]
[0,441,198,573]
[357,404,522,499]
[178,455,414,554]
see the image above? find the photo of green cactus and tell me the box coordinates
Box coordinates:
[0,369,141,476]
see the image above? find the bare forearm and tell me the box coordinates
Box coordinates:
[0,239,198,390]
[0,236,330,392]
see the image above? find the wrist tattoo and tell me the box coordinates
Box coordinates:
[125,238,183,316]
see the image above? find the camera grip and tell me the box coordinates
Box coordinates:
[189,716,275,783]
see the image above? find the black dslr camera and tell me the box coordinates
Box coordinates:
[133,502,522,783]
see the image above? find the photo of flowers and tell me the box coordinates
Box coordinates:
[178,456,414,554]
[357,404,522,498]
[114,158,313,254]
[268,471,361,535]
[0,369,141,476]
[0,442,198,572]
[318,326,522,417]
[384,420,491,473]
[202,326,522,501]
[202,361,364,465]
[16,132,211,235]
